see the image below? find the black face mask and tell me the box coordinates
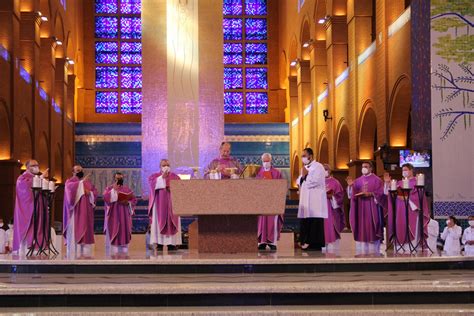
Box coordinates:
[116,179,124,186]
[76,171,84,179]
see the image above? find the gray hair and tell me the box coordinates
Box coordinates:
[261,153,272,160]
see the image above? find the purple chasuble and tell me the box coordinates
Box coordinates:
[104,185,137,246]
[324,177,345,244]
[204,157,243,179]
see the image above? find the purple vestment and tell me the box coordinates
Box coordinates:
[63,176,98,245]
[349,174,385,242]
[12,172,45,251]
[103,185,137,246]
[324,177,345,244]
[256,167,284,244]
[204,157,243,179]
[387,177,429,245]
[148,172,181,236]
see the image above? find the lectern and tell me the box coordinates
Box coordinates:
[170,179,287,253]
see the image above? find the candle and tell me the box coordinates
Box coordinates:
[32,175,41,189]
[390,179,397,191]
[416,173,425,186]
[49,181,56,192]
[42,178,50,191]
[402,178,410,189]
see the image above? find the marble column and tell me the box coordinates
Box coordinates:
[142,0,224,192]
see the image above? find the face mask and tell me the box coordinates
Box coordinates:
[402,171,410,178]
[469,220,474,227]
[76,171,84,179]
[325,170,330,177]
[262,162,271,169]
[302,157,310,165]
[8,224,12,229]
[361,167,369,175]
[117,179,124,186]
[161,166,171,173]
[31,166,40,175]
[0,222,3,227]
[446,220,451,225]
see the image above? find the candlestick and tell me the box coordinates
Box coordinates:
[416,173,425,186]
[402,178,410,189]
[49,181,55,192]
[390,179,397,191]
[42,178,50,191]
[32,175,41,189]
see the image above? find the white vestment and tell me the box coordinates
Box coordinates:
[297,161,328,219]
[462,226,474,256]
[427,219,439,253]
[440,225,462,255]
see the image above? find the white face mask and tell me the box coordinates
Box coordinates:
[8,224,12,229]
[469,220,474,227]
[361,167,369,175]
[262,162,271,170]
[0,222,3,227]
[446,219,451,225]
[325,170,330,178]
[31,166,40,175]
[402,171,410,178]
[161,166,170,173]
[302,157,310,165]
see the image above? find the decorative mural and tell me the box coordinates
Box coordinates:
[430,0,473,217]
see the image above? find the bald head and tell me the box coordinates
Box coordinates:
[220,142,231,159]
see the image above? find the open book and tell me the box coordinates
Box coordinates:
[118,191,134,203]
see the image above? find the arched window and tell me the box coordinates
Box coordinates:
[94,0,142,114]
[223,0,269,114]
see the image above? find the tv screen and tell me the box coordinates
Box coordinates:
[399,150,431,168]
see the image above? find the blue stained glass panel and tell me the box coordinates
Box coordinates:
[120,17,141,39]
[120,42,142,64]
[120,0,141,14]
[96,66,118,88]
[223,0,243,15]
[245,18,267,40]
[245,67,267,89]
[121,67,142,89]
[95,0,118,14]
[96,91,119,113]
[95,42,118,64]
[245,0,267,15]
[246,92,268,114]
[223,18,243,40]
[224,43,243,65]
[121,91,142,114]
[224,67,243,89]
[224,92,244,114]
[95,17,118,39]
[245,43,267,64]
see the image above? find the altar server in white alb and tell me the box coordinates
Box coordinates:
[427,216,439,253]
[462,215,474,256]
[440,216,462,255]
[297,148,328,251]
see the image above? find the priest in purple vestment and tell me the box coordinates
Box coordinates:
[63,165,98,257]
[323,164,345,252]
[148,159,182,251]
[256,153,284,251]
[204,142,243,179]
[12,160,49,255]
[346,161,385,254]
[384,163,430,252]
[103,172,137,255]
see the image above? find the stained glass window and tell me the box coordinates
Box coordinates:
[223,0,243,15]
[224,67,243,89]
[121,67,142,89]
[223,18,243,40]
[245,18,267,40]
[96,91,119,113]
[245,0,267,15]
[224,43,243,65]
[120,42,142,64]
[120,0,141,14]
[246,68,267,89]
[121,91,142,114]
[246,92,268,114]
[224,92,244,114]
[95,0,118,14]
[223,0,269,114]
[95,17,118,39]
[95,0,142,114]
[96,66,119,88]
[245,43,267,64]
[120,17,141,39]
[95,42,118,64]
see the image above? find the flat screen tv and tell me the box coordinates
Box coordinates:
[399,150,431,168]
